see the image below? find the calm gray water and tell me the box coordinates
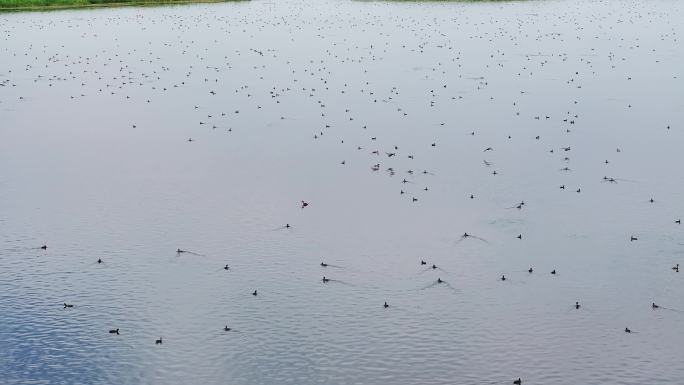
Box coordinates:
[1,0,684,384]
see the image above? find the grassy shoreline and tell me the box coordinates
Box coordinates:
[0,0,242,12]
[0,0,512,12]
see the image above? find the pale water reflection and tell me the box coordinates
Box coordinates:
[1,0,683,384]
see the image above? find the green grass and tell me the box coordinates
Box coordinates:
[0,0,243,11]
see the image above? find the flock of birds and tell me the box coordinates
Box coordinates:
[1,0,683,383]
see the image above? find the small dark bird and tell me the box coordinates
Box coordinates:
[224,264,229,270]
[285,224,291,229]
[514,378,522,385]
[301,201,309,208]
[528,267,533,273]
[673,264,679,272]
[575,301,580,309]
[322,276,329,283]
[432,264,437,270]
[517,234,522,239]
[676,220,681,224]
[109,328,119,335]
[437,278,443,283]
[155,337,163,344]
[501,275,507,281]
[420,260,426,265]
[224,326,231,332]
[551,269,556,275]
[321,262,328,267]
[97,258,102,264]
[252,290,258,296]
[624,328,631,333]
[630,236,638,242]
[384,301,389,308]
[652,302,659,309]
[40,245,47,250]
[64,303,73,308]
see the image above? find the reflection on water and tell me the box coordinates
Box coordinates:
[1,0,683,384]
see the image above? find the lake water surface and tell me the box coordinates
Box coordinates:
[1,0,684,384]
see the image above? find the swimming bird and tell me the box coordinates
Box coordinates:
[551,269,556,275]
[652,302,659,309]
[384,301,389,308]
[252,290,258,296]
[224,326,231,332]
[437,278,443,283]
[575,301,580,309]
[64,303,73,308]
[528,267,533,273]
[109,328,119,335]
[224,264,229,270]
[155,337,163,344]
[514,378,522,385]
[301,201,309,208]
[501,275,506,281]
[420,260,426,265]
[458,232,488,243]
[630,236,638,242]
[322,276,329,283]
[97,258,102,264]
[40,245,47,250]
[672,264,679,272]
[624,328,631,333]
